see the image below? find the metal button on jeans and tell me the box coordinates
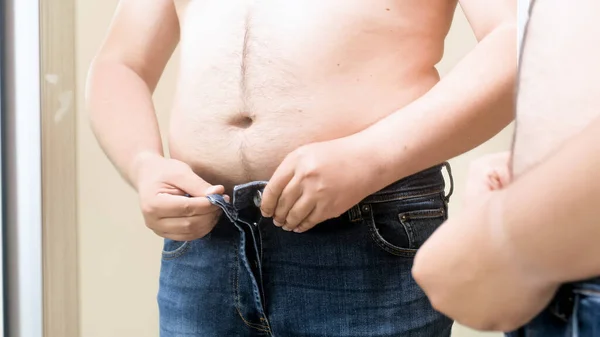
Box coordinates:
[253,190,263,207]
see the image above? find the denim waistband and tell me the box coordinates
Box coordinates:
[573,276,600,293]
[206,163,451,224]
[361,163,451,204]
[548,276,600,322]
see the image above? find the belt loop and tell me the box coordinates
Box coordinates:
[442,162,454,202]
[348,204,363,222]
[571,293,580,337]
[551,285,575,323]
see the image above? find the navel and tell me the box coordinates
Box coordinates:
[229,113,254,129]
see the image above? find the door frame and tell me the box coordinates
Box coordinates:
[39,0,80,334]
[3,0,44,336]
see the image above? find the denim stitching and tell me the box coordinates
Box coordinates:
[398,208,446,250]
[233,242,241,309]
[259,224,264,264]
[398,209,445,221]
[161,241,192,260]
[232,222,271,334]
[399,215,415,249]
[235,307,270,332]
[366,212,418,258]
[233,245,270,332]
[362,188,444,204]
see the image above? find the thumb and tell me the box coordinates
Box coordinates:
[170,168,222,197]
[205,185,225,195]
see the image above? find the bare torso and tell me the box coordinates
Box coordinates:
[167,0,457,189]
[513,0,600,176]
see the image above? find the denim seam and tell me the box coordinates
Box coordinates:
[233,242,241,309]
[259,226,264,263]
[232,224,271,334]
[235,307,271,333]
[161,241,192,260]
[399,215,415,249]
[399,208,446,250]
[366,212,418,258]
[232,246,270,333]
[398,209,446,220]
[362,188,444,204]
[257,225,268,310]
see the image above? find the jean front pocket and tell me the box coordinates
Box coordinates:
[161,239,192,260]
[367,193,447,258]
[398,208,446,251]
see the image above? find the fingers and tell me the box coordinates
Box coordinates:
[276,195,316,232]
[169,164,224,197]
[272,177,303,227]
[147,194,221,218]
[261,157,296,217]
[292,207,320,233]
[205,185,225,195]
[151,211,221,241]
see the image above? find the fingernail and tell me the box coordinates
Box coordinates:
[282,226,292,232]
[293,228,301,233]
[273,221,282,227]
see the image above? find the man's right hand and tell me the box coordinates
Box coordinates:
[134,154,226,241]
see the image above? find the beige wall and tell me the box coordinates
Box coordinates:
[75,2,510,336]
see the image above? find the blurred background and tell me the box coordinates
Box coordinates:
[2,1,527,336]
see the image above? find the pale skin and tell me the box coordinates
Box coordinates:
[413,0,600,332]
[86,0,515,241]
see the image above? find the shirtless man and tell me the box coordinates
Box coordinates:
[413,0,600,335]
[86,0,515,336]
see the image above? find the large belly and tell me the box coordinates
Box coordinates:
[512,0,600,177]
[168,0,452,188]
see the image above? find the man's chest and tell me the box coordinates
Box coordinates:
[171,0,455,54]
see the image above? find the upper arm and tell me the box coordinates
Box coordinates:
[459,0,516,41]
[92,0,180,91]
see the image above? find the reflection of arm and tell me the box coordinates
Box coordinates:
[496,116,600,283]
[351,0,516,189]
[86,0,179,189]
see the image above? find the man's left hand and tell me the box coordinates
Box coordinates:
[260,137,377,233]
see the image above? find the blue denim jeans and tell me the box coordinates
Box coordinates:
[158,164,454,336]
[506,278,600,337]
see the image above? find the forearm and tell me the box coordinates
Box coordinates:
[355,24,516,187]
[86,60,164,189]
[496,116,600,283]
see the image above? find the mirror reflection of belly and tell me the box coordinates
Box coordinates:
[168,0,455,189]
[512,0,600,177]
